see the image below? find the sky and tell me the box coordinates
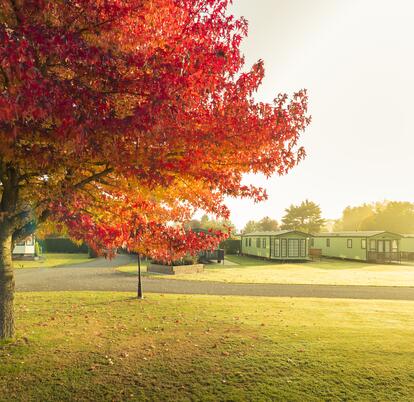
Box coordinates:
[221,0,414,230]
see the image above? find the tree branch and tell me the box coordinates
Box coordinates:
[73,167,113,190]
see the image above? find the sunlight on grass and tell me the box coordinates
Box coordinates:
[1,292,413,401]
[118,255,414,287]
[13,253,91,269]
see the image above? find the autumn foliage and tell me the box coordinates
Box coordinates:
[0,0,310,263]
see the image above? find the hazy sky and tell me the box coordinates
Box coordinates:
[224,0,414,230]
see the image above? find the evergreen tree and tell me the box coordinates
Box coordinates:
[281,200,325,233]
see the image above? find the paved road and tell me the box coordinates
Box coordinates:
[14,255,414,301]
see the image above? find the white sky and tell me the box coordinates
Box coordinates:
[224,0,414,230]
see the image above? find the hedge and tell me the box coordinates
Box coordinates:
[39,238,88,253]
[219,239,241,255]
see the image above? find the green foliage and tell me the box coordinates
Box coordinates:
[335,201,414,233]
[187,215,237,237]
[334,204,375,231]
[242,216,279,234]
[34,242,42,257]
[362,201,414,233]
[219,239,241,254]
[39,238,88,254]
[153,254,199,266]
[281,200,325,233]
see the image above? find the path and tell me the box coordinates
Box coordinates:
[14,255,414,301]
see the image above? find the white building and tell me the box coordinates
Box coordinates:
[13,235,36,258]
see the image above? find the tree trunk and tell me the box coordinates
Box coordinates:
[0,233,14,340]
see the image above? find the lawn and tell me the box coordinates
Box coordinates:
[117,255,414,287]
[1,292,413,401]
[13,253,91,269]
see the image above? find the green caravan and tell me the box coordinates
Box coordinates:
[241,230,312,261]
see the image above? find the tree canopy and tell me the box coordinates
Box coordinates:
[334,201,414,234]
[186,215,237,237]
[0,0,309,338]
[0,0,309,261]
[242,216,279,233]
[281,200,324,233]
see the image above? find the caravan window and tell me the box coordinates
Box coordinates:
[369,240,376,251]
[288,239,299,257]
[361,239,366,249]
[274,238,280,257]
[300,239,306,257]
[256,238,261,248]
[347,239,353,248]
[281,239,287,257]
[262,238,267,248]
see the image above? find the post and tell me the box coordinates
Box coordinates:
[137,253,143,299]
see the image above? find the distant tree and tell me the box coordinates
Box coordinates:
[242,216,279,233]
[281,200,325,233]
[334,204,375,231]
[242,220,260,234]
[361,201,414,233]
[186,220,202,230]
[196,215,237,237]
[258,216,279,231]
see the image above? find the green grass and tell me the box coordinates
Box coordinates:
[117,255,414,287]
[13,253,91,269]
[1,292,413,401]
[225,254,276,266]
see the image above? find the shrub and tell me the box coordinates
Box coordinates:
[35,242,42,257]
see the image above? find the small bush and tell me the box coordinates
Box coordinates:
[35,242,42,257]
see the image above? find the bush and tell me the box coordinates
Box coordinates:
[220,239,241,254]
[35,242,42,257]
[39,238,88,253]
[152,255,199,266]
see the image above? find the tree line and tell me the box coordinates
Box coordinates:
[192,200,414,236]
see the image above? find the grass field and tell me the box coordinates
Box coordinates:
[13,253,91,269]
[117,255,414,287]
[1,292,413,401]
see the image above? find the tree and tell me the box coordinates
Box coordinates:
[281,200,324,233]
[242,216,279,233]
[0,0,309,339]
[333,204,375,231]
[361,201,414,233]
[188,214,237,237]
[334,201,414,233]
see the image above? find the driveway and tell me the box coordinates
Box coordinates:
[14,255,414,301]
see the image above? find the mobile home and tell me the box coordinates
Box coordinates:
[12,235,36,259]
[401,234,414,261]
[312,231,402,262]
[241,230,312,261]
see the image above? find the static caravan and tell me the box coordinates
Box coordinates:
[401,235,414,261]
[241,230,312,261]
[312,231,402,263]
[12,235,36,259]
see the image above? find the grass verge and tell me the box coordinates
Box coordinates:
[13,253,91,269]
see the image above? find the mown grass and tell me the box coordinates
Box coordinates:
[13,253,91,269]
[117,255,414,287]
[1,292,414,401]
